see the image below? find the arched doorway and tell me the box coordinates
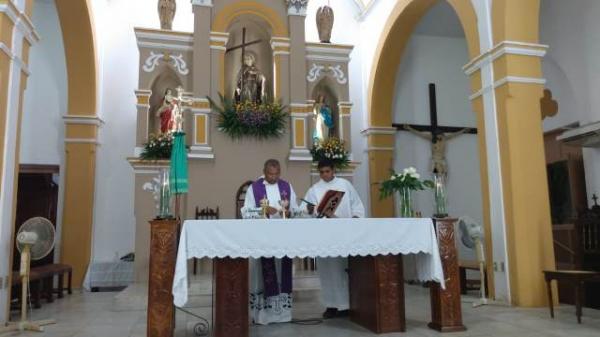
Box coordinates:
[365,0,491,294]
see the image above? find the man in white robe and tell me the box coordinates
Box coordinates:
[303,159,365,318]
[241,159,299,325]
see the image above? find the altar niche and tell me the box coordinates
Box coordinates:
[225,17,273,102]
[311,78,340,141]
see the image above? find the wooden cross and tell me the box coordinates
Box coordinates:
[394,83,477,136]
[225,28,262,100]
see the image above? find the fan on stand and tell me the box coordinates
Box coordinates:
[0,217,56,333]
[458,216,488,307]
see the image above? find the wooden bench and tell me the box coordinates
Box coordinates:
[11,263,72,309]
[459,260,487,295]
[543,270,600,323]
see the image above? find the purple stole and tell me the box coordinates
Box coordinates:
[252,178,293,297]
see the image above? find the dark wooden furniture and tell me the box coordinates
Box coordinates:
[429,218,465,332]
[193,207,220,275]
[235,181,253,219]
[349,255,405,333]
[12,165,59,292]
[10,263,72,311]
[459,260,487,295]
[543,270,600,323]
[149,218,464,337]
[147,219,178,337]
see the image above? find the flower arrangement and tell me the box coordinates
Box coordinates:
[208,94,287,140]
[379,167,434,217]
[140,133,174,160]
[310,137,350,169]
[379,167,434,199]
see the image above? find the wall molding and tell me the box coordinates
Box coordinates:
[469,76,546,101]
[63,115,104,126]
[361,127,396,136]
[65,138,100,145]
[464,40,548,76]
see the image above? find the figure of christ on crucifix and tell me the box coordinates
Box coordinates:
[395,83,477,177]
[226,27,267,104]
[171,86,193,132]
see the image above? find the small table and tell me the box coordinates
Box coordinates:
[543,270,600,323]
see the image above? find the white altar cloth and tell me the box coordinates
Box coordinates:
[173,217,444,307]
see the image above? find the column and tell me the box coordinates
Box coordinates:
[467,4,556,305]
[362,127,396,218]
[209,31,228,98]
[192,0,212,97]
[61,115,102,287]
[271,37,290,101]
[0,0,38,323]
[288,103,312,161]
[134,89,151,157]
[189,99,214,159]
[286,1,308,102]
[338,101,353,153]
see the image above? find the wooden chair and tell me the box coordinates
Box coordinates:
[544,199,600,318]
[193,206,220,275]
[235,181,253,219]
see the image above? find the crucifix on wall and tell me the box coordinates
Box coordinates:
[394,83,477,177]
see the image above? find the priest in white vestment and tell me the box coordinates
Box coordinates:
[303,159,365,319]
[241,159,300,325]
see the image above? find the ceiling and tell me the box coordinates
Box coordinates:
[413,1,466,38]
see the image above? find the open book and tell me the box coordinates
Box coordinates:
[316,190,345,218]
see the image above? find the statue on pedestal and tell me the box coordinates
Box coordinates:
[312,94,334,144]
[158,0,176,30]
[234,53,267,104]
[316,4,334,43]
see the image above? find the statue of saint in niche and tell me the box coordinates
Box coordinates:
[156,88,175,133]
[234,53,267,104]
[312,94,334,144]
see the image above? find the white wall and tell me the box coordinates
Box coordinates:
[392,33,482,261]
[87,0,194,262]
[20,0,68,263]
[541,0,600,206]
[21,0,66,166]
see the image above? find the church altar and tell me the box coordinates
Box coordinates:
[173,217,445,306]
[152,217,464,337]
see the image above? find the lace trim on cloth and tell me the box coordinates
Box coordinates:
[185,245,435,259]
[250,292,292,325]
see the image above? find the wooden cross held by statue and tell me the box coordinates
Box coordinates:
[226,27,263,97]
[395,83,478,176]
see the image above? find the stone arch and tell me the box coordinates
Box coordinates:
[212,1,288,38]
[368,0,480,128]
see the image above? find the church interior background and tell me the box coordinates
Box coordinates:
[1,0,600,336]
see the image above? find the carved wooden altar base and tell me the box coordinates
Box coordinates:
[146,218,465,337]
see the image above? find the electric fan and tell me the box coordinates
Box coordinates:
[457,216,488,307]
[0,217,56,333]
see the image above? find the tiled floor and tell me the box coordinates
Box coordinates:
[2,273,599,337]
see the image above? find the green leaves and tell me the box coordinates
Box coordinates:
[140,133,173,160]
[379,168,434,200]
[208,94,288,140]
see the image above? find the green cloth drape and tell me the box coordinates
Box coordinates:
[169,132,188,194]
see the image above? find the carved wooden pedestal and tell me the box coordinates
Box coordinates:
[349,255,406,333]
[428,218,466,332]
[147,219,178,337]
[214,258,249,337]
